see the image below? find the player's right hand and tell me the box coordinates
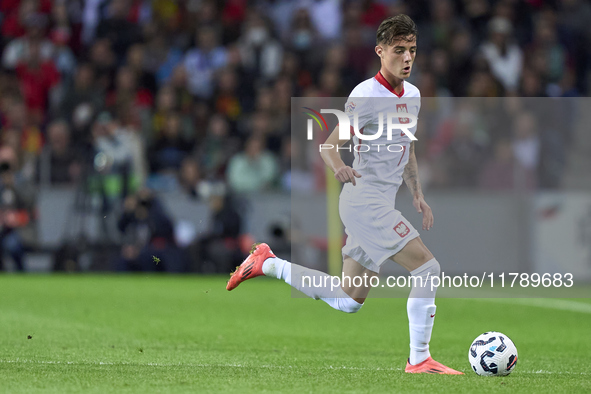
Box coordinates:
[334,166,362,186]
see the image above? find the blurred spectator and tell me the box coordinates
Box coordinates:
[343,25,374,82]
[2,12,53,70]
[14,40,60,120]
[50,1,77,79]
[199,114,239,180]
[144,34,183,87]
[512,112,540,172]
[318,67,347,96]
[92,111,147,188]
[184,26,228,99]
[168,65,193,114]
[147,112,194,174]
[555,68,580,98]
[227,136,278,193]
[150,0,182,34]
[238,11,283,83]
[272,75,293,117]
[479,139,523,190]
[1,95,43,167]
[519,69,545,97]
[126,44,157,94]
[115,188,186,272]
[81,0,107,45]
[480,17,523,94]
[192,100,211,140]
[0,146,35,271]
[305,0,342,41]
[1,0,51,43]
[425,0,460,50]
[56,63,104,149]
[88,38,117,91]
[417,71,450,98]
[430,105,486,188]
[246,110,281,153]
[37,120,82,186]
[286,8,317,67]
[95,0,142,62]
[322,44,355,93]
[429,49,451,94]
[281,137,314,192]
[448,29,475,97]
[512,112,540,190]
[359,0,388,29]
[190,185,243,273]
[214,67,243,121]
[221,0,248,43]
[526,18,566,88]
[178,157,205,199]
[143,84,192,145]
[106,66,153,114]
[467,70,502,97]
[558,0,591,94]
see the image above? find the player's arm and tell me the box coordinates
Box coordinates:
[320,125,362,186]
[403,141,433,230]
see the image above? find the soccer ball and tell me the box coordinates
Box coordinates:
[469,332,518,376]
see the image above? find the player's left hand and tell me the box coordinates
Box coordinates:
[413,195,433,230]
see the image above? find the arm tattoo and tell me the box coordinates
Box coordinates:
[402,142,423,197]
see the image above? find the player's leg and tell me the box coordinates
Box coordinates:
[226,243,366,314]
[341,254,377,304]
[390,237,462,374]
[389,237,436,364]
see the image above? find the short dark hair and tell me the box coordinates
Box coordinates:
[376,14,418,46]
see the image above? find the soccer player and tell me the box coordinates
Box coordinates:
[226,14,463,375]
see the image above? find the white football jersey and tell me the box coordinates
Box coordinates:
[342,72,421,204]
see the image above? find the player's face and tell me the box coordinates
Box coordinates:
[377,36,417,80]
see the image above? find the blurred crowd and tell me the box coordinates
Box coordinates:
[0,0,589,270]
[0,0,588,194]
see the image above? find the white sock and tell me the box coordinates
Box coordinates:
[262,257,362,314]
[407,258,440,365]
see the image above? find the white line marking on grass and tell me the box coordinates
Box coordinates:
[0,359,588,375]
[481,298,591,314]
[0,359,401,371]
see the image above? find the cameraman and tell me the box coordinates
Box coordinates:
[115,188,186,272]
[0,146,35,272]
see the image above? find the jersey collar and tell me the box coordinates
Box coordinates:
[374,71,404,98]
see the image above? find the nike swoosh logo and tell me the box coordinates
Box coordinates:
[430,314,435,318]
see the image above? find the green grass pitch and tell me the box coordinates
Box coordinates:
[0,275,590,393]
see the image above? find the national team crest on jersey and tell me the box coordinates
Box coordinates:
[394,221,410,237]
[396,104,410,124]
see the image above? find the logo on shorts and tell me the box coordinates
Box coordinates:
[394,221,410,237]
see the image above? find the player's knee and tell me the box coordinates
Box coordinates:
[339,296,363,313]
[429,259,441,277]
[417,249,434,266]
[415,258,440,278]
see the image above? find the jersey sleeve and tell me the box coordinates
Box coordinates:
[344,96,373,135]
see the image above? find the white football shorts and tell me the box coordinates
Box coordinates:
[339,189,419,273]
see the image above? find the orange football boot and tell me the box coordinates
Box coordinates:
[405,357,464,375]
[226,243,276,291]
